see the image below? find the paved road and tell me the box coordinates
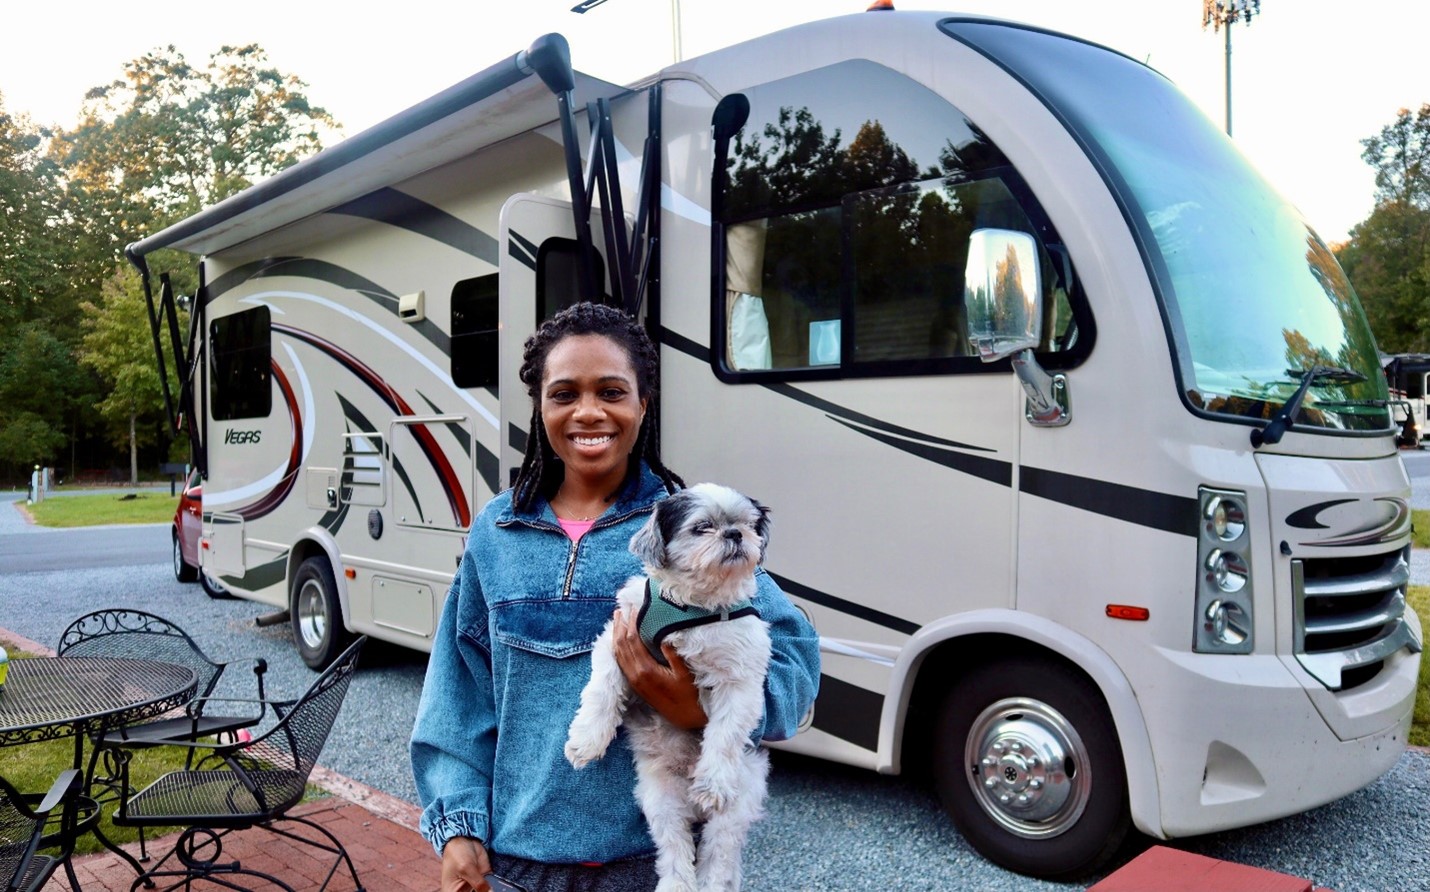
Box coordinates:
[4,485,1430,891]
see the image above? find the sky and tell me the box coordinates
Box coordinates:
[2,0,1426,244]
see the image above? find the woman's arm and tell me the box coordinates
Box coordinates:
[410,560,499,857]
[752,570,821,742]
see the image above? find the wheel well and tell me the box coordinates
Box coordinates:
[900,634,1110,781]
[287,540,333,600]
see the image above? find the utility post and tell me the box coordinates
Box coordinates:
[1202,0,1262,136]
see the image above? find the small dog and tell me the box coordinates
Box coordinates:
[564,483,773,892]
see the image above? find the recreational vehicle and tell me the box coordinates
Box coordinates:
[129,10,1422,879]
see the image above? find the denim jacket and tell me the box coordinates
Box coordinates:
[409,465,821,863]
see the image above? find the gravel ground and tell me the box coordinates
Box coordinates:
[5,475,1430,891]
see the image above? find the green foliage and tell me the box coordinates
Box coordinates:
[1340,104,1430,353]
[78,266,183,478]
[52,43,339,238]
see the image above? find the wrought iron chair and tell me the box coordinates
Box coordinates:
[112,636,367,892]
[57,609,268,858]
[57,609,269,748]
[0,770,82,892]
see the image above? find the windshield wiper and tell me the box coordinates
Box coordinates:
[1250,365,1368,448]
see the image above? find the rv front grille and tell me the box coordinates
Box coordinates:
[1292,547,1421,691]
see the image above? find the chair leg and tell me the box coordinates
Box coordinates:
[259,815,366,892]
[129,826,299,892]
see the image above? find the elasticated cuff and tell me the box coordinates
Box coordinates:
[420,807,491,859]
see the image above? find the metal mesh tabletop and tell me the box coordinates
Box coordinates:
[0,657,197,746]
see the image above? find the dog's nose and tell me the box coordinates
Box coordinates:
[723,529,742,542]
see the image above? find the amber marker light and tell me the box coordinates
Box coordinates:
[867,0,895,10]
[344,567,357,580]
[1106,604,1150,621]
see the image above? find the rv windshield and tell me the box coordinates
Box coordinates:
[943,21,1390,434]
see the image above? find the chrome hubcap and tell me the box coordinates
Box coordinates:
[965,697,1091,839]
[296,580,328,648]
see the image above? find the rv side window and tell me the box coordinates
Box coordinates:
[451,274,499,389]
[209,306,271,420]
[537,238,607,324]
[713,60,1087,379]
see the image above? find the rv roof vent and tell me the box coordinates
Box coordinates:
[399,291,426,323]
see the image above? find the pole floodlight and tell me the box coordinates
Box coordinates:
[1202,1,1262,136]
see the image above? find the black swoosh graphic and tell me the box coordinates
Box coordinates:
[331,187,498,264]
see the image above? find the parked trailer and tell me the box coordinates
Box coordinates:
[129,11,1421,879]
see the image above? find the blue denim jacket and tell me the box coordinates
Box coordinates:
[409,465,821,863]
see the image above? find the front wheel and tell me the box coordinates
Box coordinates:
[931,656,1130,880]
[291,556,349,670]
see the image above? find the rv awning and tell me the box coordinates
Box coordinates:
[128,34,626,259]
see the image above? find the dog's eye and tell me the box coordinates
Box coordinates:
[692,521,714,534]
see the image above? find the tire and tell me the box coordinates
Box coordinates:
[200,569,232,600]
[291,556,349,670]
[173,531,198,583]
[931,656,1130,880]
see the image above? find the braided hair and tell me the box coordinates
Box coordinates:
[512,302,684,511]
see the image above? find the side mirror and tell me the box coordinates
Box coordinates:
[964,228,1043,362]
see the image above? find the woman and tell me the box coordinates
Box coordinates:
[410,302,821,892]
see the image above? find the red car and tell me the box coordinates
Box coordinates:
[172,470,229,598]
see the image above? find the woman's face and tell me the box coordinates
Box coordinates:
[541,334,648,494]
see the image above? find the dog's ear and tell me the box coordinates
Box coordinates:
[753,500,772,562]
[630,490,695,568]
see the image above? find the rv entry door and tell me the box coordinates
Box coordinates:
[497,193,613,486]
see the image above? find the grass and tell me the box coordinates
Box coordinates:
[1408,585,1430,747]
[1415,510,1430,550]
[26,492,177,527]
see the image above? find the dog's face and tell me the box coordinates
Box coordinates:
[630,483,770,603]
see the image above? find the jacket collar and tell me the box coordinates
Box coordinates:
[497,462,671,527]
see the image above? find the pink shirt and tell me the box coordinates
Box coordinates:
[558,518,597,542]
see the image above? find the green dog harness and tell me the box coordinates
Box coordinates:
[636,578,759,666]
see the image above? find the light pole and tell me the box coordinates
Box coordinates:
[571,0,685,63]
[1202,0,1262,136]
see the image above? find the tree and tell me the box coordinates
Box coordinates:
[0,96,77,333]
[1361,104,1430,210]
[1338,105,1430,352]
[53,43,339,255]
[78,266,182,484]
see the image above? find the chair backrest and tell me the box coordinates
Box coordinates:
[57,610,224,698]
[0,771,78,892]
[0,777,38,892]
[237,636,366,808]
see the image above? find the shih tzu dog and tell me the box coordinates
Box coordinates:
[565,483,774,892]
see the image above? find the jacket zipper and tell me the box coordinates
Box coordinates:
[500,504,657,600]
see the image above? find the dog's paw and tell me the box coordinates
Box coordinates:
[689,771,738,814]
[564,733,609,769]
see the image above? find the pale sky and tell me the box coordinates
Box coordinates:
[3,1,1426,244]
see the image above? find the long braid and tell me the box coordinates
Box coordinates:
[511,302,683,512]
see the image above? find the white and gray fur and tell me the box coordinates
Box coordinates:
[564,483,774,892]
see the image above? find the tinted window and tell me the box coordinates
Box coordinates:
[451,274,499,388]
[209,306,271,420]
[714,60,1084,378]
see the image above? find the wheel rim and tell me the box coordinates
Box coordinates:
[296,579,328,648]
[202,571,226,595]
[173,536,183,577]
[964,696,1092,839]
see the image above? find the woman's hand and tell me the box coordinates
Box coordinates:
[441,836,493,892]
[612,608,708,730]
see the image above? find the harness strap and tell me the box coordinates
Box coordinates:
[635,578,758,666]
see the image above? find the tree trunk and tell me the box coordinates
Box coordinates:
[129,412,138,485]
